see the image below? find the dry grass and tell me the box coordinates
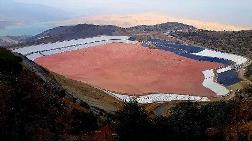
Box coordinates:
[143,101,180,117]
[52,73,124,112]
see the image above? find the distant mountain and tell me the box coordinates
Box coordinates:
[23,22,197,45]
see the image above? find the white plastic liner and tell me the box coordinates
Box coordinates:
[216,66,233,74]
[105,90,210,104]
[25,53,43,61]
[13,36,137,60]
[193,49,247,66]
[202,69,229,96]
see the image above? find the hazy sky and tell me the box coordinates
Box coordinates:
[0,0,252,36]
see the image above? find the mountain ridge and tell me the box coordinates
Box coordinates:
[1,22,196,46]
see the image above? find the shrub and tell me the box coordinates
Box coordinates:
[115,100,154,141]
[0,48,22,75]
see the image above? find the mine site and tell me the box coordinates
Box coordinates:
[1,0,252,141]
[12,35,249,104]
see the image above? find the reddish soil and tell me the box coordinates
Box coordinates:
[35,43,222,97]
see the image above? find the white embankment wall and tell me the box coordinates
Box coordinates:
[193,49,248,96]
[202,69,229,96]
[13,36,137,61]
[105,90,210,104]
[193,49,247,66]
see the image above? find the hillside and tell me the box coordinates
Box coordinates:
[127,22,196,33]
[1,43,252,141]
[170,30,252,58]
[28,24,125,45]
[1,23,252,141]
[0,48,108,140]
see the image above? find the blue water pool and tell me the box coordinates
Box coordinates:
[217,70,241,86]
[146,39,240,86]
[148,39,233,65]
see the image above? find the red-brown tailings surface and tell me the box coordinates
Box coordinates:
[35,43,222,97]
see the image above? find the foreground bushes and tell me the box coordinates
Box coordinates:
[0,49,100,141]
[0,48,22,75]
[115,101,154,141]
[115,99,248,141]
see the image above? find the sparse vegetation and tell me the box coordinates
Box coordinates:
[171,30,252,58]
[52,73,123,112]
